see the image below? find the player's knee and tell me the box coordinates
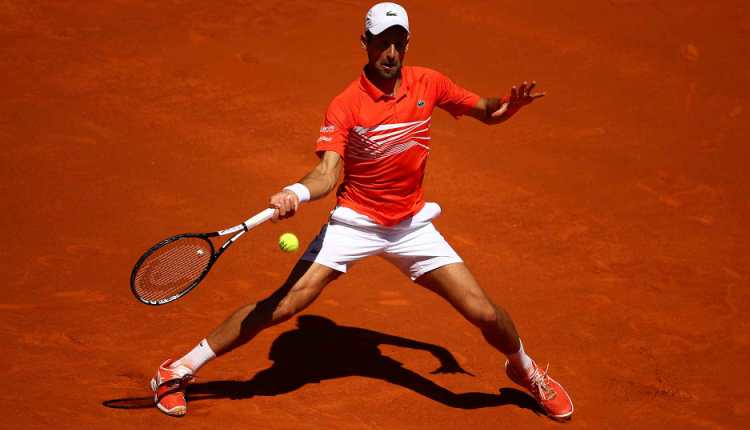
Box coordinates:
[272,295,302,322]
[272,303,296,324]
[471,302,498,329]
[272,278,323,322]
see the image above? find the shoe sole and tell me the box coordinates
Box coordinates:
[151,377,187,417]
[549,410,574,420]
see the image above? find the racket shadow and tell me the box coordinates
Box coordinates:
[102,315,541,414]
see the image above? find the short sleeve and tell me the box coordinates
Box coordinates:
[315,100,351,158]
[433,71,481,118]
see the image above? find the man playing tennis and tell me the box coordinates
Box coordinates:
[151,2,574,420]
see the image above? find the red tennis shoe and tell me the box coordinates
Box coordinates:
[150,359,193,417]
[505,360,574,419]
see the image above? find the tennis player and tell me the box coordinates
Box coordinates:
[152,2,573,419]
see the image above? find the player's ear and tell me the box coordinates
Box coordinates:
[360,34,367,50]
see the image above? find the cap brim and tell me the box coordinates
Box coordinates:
[369,22,409,36]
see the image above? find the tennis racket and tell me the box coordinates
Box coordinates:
[130,208,276,305]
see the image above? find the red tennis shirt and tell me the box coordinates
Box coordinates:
[316,66,480,226]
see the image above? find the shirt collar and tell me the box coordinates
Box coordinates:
[360,67,411,101]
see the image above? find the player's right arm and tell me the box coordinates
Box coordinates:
[271,91,351,220]
[269,150,341,220]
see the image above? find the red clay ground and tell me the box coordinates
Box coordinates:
[2,1,749,428]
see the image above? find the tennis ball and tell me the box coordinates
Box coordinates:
[279,233,299,253]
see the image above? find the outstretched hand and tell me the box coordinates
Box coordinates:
[487,81,545,122]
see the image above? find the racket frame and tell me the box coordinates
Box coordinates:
[130,208,275,305]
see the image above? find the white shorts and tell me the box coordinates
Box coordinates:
[301,202,463,280]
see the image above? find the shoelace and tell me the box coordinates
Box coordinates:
[162,365,194,385]
[528,364,557,401]
[159,366,194,389]
[156,374,194,401]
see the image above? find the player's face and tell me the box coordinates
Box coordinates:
[364,26,409,80]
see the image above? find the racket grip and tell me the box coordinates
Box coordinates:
[242,208,276,230]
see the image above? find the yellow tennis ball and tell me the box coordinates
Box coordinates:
[278,233,299,253]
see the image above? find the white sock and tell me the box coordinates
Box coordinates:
[172,339,216,373]
[506,339,534,374]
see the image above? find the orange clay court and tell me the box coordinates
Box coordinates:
[1,1,749,428]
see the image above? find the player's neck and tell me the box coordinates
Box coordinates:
[365,65,401,97]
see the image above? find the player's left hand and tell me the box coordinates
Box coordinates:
[509,80,545,106]
[489,81,545,120]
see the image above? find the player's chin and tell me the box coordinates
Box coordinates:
[377,64,400,79]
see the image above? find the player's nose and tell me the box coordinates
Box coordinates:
[385,44,397,58]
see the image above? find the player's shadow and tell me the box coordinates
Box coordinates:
[103,315,541,414]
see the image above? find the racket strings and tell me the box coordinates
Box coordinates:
[133,237,212,302]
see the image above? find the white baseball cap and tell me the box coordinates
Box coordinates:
[365,2,409,36]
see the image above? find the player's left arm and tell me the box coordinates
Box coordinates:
[466,81,545,125]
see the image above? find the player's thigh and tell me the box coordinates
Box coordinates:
[290,260,342,298]
[383,223,463,281]
[264,260,341,314]
[301,222,387,274]
[415,263,496,324]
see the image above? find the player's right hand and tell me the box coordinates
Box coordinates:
[269,190,300,221]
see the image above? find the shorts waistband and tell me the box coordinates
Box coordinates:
[330,202,442,231]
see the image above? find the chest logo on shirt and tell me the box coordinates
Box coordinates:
[417,100,426,108]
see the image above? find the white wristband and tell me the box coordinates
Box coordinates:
[283,183,311,203]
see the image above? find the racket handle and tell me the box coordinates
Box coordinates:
[242,208,276,230]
